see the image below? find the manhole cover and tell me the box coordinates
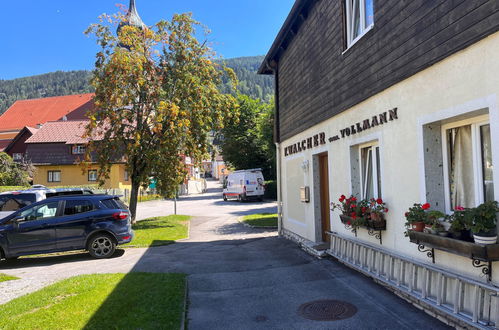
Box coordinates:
[298,300,357,321]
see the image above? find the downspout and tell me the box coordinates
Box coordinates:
[272,64,283,236]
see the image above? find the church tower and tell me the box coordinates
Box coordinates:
[117,0,146,35]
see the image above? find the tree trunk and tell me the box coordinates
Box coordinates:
[129,180,140,224]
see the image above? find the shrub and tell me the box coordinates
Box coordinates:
[264,180,277,200]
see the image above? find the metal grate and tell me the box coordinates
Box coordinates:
[298,299,357,321]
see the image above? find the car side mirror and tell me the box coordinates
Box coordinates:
[11,216,24,229]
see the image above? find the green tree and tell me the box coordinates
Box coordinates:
[0,153,30,186]
[85,12,238,221]
[220,95,275,179]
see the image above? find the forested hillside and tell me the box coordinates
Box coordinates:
[219,56,274,101]
[0,71,93,114]
[0,56,273,114]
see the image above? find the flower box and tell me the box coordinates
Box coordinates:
[408,231,499,261]
[339,214,386,231]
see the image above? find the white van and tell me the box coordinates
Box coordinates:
[223,169,265,202]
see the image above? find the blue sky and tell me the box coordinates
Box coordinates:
[0,0,294,80]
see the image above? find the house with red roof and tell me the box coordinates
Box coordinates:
[0,93,94,151]
[25,120,130,189]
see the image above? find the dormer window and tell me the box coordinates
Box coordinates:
[345,0,374,48]
[72,145,86,155]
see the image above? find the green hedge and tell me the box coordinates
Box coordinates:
[264,180,277,200]
[0,186,29,193]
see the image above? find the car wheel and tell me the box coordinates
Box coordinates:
[87,234,116,259]
[223,194,227,201]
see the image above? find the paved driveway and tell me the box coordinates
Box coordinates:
[0,181,449,329]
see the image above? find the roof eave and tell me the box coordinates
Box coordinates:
[258,0,318,75]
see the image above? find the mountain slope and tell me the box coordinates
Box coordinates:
[0,56,274,114]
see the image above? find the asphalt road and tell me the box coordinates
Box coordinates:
[0,181,450,329]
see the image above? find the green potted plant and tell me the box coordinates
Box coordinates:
[469,201,498,245]
[404,203,432,232]
[446,206,473,241]
[368,198,388,229]
[425,210,446,235]
[332,195,369,231]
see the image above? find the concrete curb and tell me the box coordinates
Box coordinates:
[239,218,278,230]
[180,277,188,330]
[176,219,191,242]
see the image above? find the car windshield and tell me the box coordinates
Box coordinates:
[0,194,37,211]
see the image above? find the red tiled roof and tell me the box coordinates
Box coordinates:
[0,93,94,131]
[25,120,90,144]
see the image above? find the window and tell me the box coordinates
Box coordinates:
[48,171,61,183]
[443,115,494,211]
[124,170,129,181]
[345,0,374,47]
[101,197,128,210]
[0,194,36,211]
[19,201,59,221]
[12,153,23,161]
[72,145,85,155]
[64,200,94,215]
[88,170,98,182]
[359,142,381,200]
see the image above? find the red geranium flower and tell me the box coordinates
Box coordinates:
[376,198,383,204]
[422,203,431,210]
[347,220,351,225]
[339,195,346,202]
[384,208,389,213]
[361,207,367,213]
[404,212,409,217]
[351,213,357,219]
[350,204,356,208]
[455,206,465,211]
[351,197,357,202]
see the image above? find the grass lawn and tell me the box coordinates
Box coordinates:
[0,273,186,330]
[242,213,278,227]
[125,215,190,248]
[0,273,19,283]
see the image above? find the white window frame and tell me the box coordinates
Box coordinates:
[345,0,374,49]
[72,145,85,155]
[12,153,23,161]
[359,141,381,200]
[48,171,61,183]
[441,114,490,213]
[88,170,98,182]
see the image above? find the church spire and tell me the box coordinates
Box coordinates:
[117,0,146,35]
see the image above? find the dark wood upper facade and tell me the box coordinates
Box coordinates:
[260,0,499,142]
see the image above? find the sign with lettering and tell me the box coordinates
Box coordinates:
[283,108,399,157]
[284,132,326,156]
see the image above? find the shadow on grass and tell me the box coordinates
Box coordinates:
[133,221,176,230]
[82,242,186,330]
[0,250,126,270]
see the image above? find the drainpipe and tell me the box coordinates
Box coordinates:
[276,142,283,236]
[271,63,283,236]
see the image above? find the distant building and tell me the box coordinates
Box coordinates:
[25,120,129,189]
[0,93,94,150]
[4,126,39,162]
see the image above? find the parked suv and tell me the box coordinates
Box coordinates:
[0,187,94,219]
[0,195,133,260]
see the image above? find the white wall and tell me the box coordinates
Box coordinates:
[279,32,499,283]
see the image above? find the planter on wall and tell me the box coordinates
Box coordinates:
[472,229,498,245]
[411,221,425,232]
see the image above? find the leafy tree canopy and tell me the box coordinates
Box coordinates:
[0,153,30,186]
[220,95,275,180]
[85,12,238,220]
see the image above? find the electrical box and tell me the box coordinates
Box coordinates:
[300,186,310,203]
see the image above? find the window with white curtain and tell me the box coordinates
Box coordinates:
[443,115,494,211]
[360,142,381,200]
[345,0,374,47]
